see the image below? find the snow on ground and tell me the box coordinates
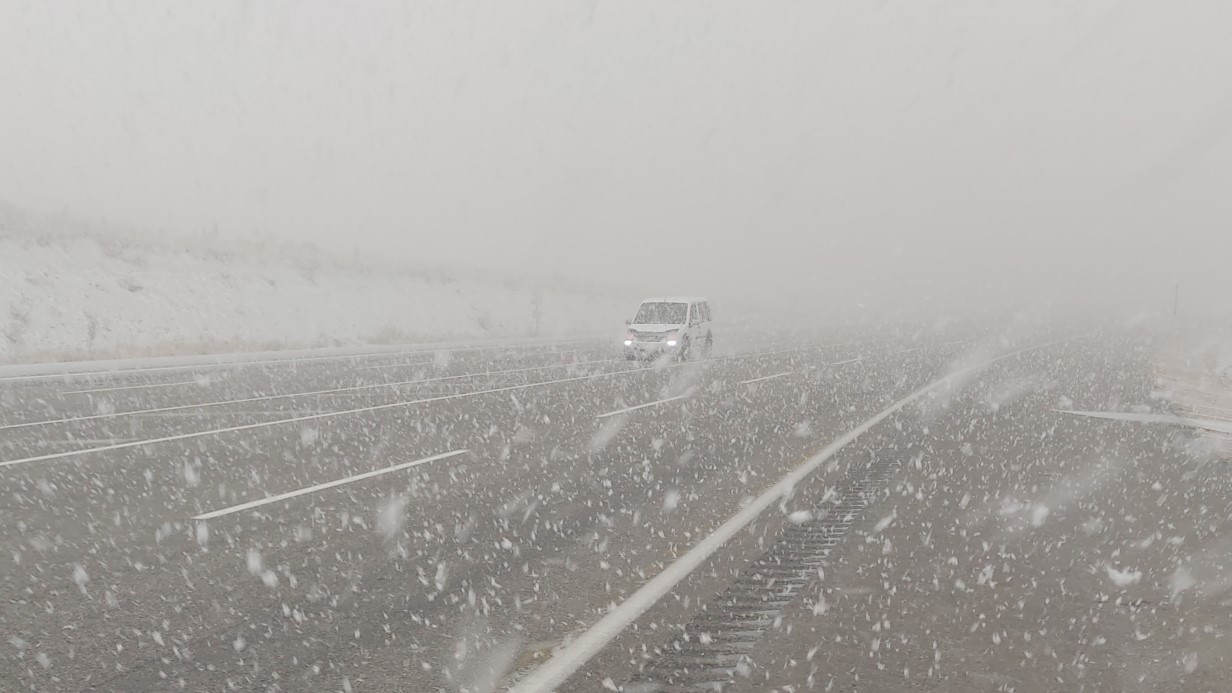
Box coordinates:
[1153,322,1232,458]
[0,232,629,364]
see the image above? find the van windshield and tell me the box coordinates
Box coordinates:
[633,302,687,325]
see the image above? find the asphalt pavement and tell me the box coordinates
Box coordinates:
[4,325,1218,693]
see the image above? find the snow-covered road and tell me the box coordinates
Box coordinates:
[3,326,1228,692]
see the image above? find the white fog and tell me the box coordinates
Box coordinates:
[1,2,1231,692]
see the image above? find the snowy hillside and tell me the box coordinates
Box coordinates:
[0,232,629,363]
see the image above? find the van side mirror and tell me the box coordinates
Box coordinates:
[624,319,631,325]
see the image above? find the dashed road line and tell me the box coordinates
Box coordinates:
[61,379,207,395]
[0,340,892,469]
[0,362,689,469]
[596,392,694,418]
[0,337,594,383]
[354,359,439,371]
[739,371,793,385]
[0,347,426,383]
[4,339,890,432]
[352,346,593,372]
[0,357,627,431]
[192,450,468,520]
[829,356,864,366]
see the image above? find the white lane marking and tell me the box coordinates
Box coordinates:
[5,338,886,431]
[0,363,686,469]
[1055,409,1232,435]
[131,410,330,417]
[596,393,693,419]
[0,357,627,431]
[740,371,793,385]
[894,347,920,354]
[830,356,864,366]
[507,336,1077,693]
[35,439,143,446]
[1,347,431,383]
[0,337,596,382]
[760,353,866,376]
[61,379,204,395]
[0,340,887,469]
[192,450,468,520]
[353,346,594,371]
[354,359,436,371]
[1176,402,1232,418]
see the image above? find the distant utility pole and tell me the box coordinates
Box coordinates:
[1173,283,1180,319]
[531,291,543,337]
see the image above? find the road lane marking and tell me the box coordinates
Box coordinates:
[0,337,595,382]
[3,338,889,431]
[192,450,468,520]
[61,379,205,395]
[596,393,693,418]
[33,438,143,446]
[0,364,688,468]
[752,355,864,379]
[1176,402,1232,418]
[353,347,593,371]
[354,359,438,371]
[0,340,889,469]
[1055,409,1232,434]
[0,357,627,431]
[894,347,920,354]
[1,347,428,383]
[829,356,864,366]
[739,371,793,385]
[130,410,331,417]
[507,335,1078,693]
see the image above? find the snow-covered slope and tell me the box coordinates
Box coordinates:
[0,233,629,363]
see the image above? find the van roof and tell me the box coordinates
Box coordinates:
[640,296,707,304]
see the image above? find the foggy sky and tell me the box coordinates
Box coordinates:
[3,1,1232,319]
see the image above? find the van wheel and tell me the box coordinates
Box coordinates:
[703,332,713,355]
[679,336,691,361]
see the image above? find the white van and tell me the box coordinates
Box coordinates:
[623,297,713,360]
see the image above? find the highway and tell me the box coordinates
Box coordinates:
[3,326,1225,692]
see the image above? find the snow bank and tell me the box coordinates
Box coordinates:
[0,233,629,363]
